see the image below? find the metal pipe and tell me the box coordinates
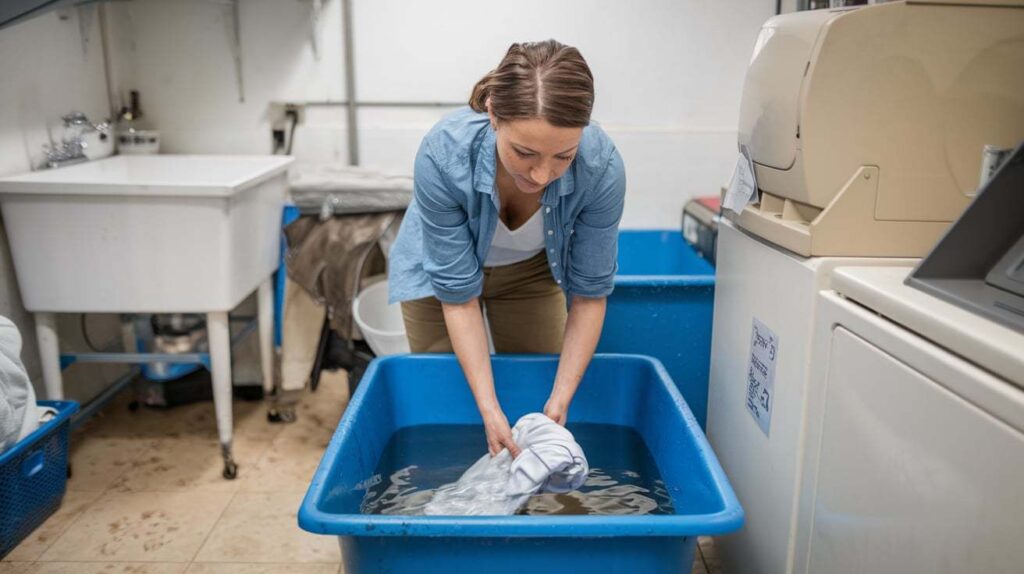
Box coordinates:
[97,3,119,118]
[230,0,245,102]
[70,366,141,430]
[341,0,359,165]
[60,317,258,367]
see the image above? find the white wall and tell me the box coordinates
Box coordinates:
[0,0,775,401]
[0,7,129,400]
[109,0,775,228]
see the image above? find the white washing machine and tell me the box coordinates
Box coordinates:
[791,266,1024,573]
[707,1,1024,570]
[706,220,914,574]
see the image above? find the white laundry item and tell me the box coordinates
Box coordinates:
[423,413,589,516]
[484,209,545,267]
[0,316,45,453]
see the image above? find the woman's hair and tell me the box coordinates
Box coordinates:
[469,39,594,128]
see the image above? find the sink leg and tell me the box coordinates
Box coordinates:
[120,315,137,352]
[35,312,64,400]
[207,311,237,479]
[257,276,275,397]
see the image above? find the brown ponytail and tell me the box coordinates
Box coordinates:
[468,40,594,128]
[469,70,496,113]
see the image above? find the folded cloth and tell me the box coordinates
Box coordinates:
[289,163,412,215]
[424,413,589,515]
[0,316,43,453]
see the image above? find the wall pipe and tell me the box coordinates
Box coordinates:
[341,0,358,165]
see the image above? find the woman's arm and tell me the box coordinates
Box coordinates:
[544,295,607,425]
[443,299,522,458]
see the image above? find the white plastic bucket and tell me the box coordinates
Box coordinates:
[352,280,410,356]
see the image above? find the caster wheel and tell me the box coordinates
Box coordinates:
[266,406,297,424]
[128,401,140,412]
[222,461,238,480]
[67,464,73,479]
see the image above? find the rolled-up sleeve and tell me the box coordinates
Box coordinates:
[566,148,626,298]
[415,140,483,304]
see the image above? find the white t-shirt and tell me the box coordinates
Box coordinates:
[484,209,545,267]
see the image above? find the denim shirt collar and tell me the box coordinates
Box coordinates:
[474,125,577,208]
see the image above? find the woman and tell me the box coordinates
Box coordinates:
[388,39,626,458]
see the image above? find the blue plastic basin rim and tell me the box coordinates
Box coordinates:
[613,275,715,288]
[297,354,745,538]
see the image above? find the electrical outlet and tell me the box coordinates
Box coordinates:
[272,129,286,153]
[270,102,306,126]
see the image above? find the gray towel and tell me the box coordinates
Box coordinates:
[0,316,41,452]
[284,212,402,338]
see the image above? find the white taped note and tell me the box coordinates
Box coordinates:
[745,318,778,436]
[723,145,758,214]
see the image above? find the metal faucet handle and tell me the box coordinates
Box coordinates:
[62,111,91,126]
[62,112,108,132]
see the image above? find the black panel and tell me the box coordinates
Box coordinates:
[907,143,1024,334]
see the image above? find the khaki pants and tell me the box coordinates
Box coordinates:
[401,251,567,353]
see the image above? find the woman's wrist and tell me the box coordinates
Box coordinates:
[478,401,504,420]
[548,383,573,405]
[545,392,570,412]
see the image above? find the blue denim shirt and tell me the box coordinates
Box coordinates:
[388,107,626,305]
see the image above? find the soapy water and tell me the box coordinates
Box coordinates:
[361,423,675,516]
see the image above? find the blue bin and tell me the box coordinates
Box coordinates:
[0,400,79,558]
[600,230,716,428]
[299,354,742,574]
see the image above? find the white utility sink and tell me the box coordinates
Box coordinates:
[0,154,293,312]
[0,154,294,478]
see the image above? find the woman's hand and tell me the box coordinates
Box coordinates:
[482,407,521,458]
[543,396,569,426]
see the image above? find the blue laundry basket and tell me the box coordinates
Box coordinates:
[298,354,743,574]
[599,230,716,428]
[0,400,78,558]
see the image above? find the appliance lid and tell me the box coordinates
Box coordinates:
[737,9,843,171]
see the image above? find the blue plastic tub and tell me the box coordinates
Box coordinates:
[0,400,79,558]
[599,230,716,428]
[299,354,742,574]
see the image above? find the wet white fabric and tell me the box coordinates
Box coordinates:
[423,413,589,515]
[0,316,44,453]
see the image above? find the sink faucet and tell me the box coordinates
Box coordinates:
[41,112,110,169]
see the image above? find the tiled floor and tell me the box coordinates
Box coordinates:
[2,369,725,573]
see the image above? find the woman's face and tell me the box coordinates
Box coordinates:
[491,113,584,195]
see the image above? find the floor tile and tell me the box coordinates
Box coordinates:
[230,401,288,443]
[237,377,348,494]
[39,491,232,562]
[3,489,104,561]
[307,370,350,403]
[83,386,283,444]
[0,563,34,573]
[28,563,187,573]
[67,436,154,492]
[701,537,724,573]
[193,491,340,563]
[237,433,329,494]
[704,555,724,574]
[109,437,268,494]
[185,564,339,574]
[278,380,349,443]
